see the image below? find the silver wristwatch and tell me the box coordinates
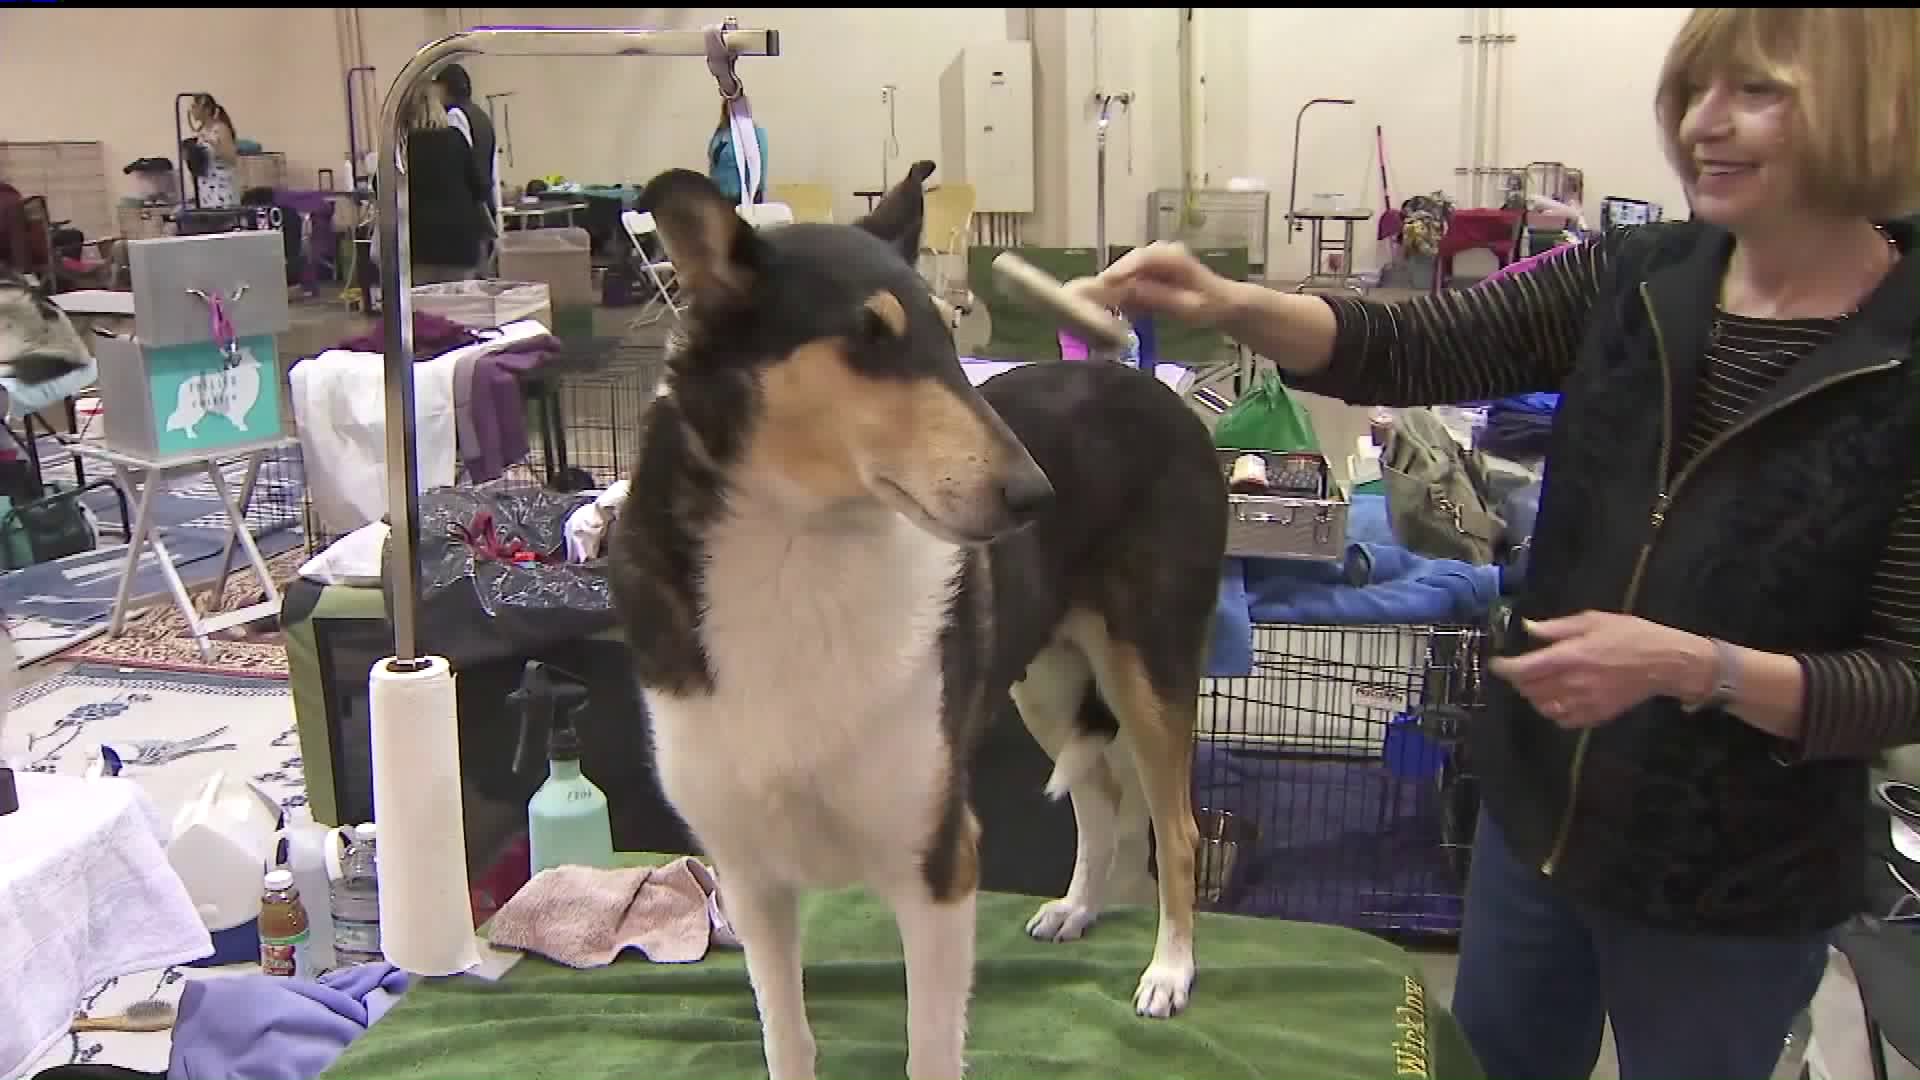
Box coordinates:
[1684,637,1739,713]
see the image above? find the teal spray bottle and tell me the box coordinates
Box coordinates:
[510,661,614,875]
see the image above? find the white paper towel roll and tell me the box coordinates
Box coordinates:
[369,655,481,976]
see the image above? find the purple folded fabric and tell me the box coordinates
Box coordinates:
[167,962,411,1080]
[336,312,480,360]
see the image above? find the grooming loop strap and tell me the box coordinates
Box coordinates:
[188,284,248,364]
[705,20,745,101]
[706,17,761,209]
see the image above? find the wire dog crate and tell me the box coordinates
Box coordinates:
[516,336,664,492]
[1193,622,1486,941]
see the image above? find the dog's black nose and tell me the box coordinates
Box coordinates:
[1002,468,1055,523]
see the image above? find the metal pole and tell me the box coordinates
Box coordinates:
[346,66,376,194]
[1093,93,1129,271]
[377,24,779,666]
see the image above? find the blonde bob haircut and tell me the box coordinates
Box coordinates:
[1654,7,1920,221]
[397,85,448,134]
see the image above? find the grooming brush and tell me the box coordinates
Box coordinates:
[989,252,1131,359]
[71,999,177,1034]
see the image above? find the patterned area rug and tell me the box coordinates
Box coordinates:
[6,664,303,1077]
[59,546,310,679]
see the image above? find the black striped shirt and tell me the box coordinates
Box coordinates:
[1298,233,1920,759]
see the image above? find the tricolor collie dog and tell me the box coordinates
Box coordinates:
[0,272,98,734]
[607,167,1228,1080]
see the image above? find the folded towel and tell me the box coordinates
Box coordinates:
[487,856,739,968]
[0,773,212,1080]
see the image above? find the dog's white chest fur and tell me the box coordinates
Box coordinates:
[644,504,964,891]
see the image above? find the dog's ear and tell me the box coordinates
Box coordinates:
[857,159,934,265]
[639,169,762,309]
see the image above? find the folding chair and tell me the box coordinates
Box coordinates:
[739,201,794,229]
[921,183,976,312]
[620,209,684,329]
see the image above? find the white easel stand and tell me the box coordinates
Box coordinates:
[68,437,297,662]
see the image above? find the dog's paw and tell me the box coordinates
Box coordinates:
[1132,960,1194,1019]
[1025,898,1099,942]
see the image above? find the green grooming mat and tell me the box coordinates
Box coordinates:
[322,853,1483,1080]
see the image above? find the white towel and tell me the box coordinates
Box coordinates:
[0,772,212,1080]
[290,318,556,538]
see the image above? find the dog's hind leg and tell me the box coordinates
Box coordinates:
[893,802,981,1080]
[721,870,818,1080]
[1010,641,1122,943]
[1073,617,1200,1020]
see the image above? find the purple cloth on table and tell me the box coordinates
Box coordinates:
[167,962,411,1080]
[455,350,536,482]
[336,312,479,360]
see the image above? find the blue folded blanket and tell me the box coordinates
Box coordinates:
[1479,392,1560,458]
[1207,494,1500,677]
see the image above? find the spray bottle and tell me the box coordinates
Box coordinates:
[511,661,614,875]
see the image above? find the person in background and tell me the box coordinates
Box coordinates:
[434,63,499,273]
[1071,8,1918,1080]
[398,85,491,285]
[185,94,240,209]
[706,100,767,205]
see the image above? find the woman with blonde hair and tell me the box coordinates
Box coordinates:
[185,93,239,208]
[1074,8,1918,1078]
[398,84,491,284]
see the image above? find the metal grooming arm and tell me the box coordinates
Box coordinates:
[1285,97,1356,244]
[345,66,377,195]
[377,23,780,666]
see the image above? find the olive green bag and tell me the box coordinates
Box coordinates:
[1381,407,1505,565]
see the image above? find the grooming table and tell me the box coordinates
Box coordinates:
[1291,209,1374,295]
[319,854,1484,1080]
[68,437,295,661]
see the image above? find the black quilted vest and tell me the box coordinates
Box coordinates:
[1478,219,1920,937]
[451,101,497,211]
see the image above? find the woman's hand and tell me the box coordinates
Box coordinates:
[1489,612,1715,730]
[1068,242,1240,328]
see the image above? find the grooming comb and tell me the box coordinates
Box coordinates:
[990,252,1131,354]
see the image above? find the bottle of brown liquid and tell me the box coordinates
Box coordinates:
[260,868,313,979]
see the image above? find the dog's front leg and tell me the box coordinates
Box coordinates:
[888,881,978,1080]
[724,873,817,1080]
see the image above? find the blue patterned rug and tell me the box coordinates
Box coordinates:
[5,664,302,1077]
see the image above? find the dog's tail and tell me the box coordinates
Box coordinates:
[1043,691,1120,800]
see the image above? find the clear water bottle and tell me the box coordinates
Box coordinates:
[330,822,383,967]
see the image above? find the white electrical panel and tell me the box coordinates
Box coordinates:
[938,42,1035,214]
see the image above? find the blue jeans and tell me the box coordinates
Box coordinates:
[1453,812,1828,1080]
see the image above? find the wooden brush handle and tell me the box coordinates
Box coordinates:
[71,1011,173,1033]
[990,253,1131,352]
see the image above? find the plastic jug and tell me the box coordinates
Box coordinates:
[273,811,350,973]
[167,770,284,933]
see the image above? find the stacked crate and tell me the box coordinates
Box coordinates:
[0,141,112,243]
